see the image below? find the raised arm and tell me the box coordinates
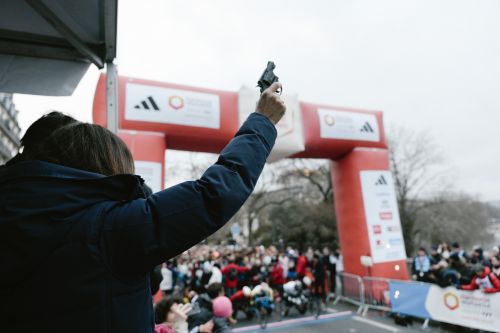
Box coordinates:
[100,83,286,274]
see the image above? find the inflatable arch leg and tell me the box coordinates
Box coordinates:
[332,148,408,280]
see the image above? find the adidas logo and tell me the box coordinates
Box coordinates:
[375,175,388,186]
[134,96,160,111]
[360,122,374,133]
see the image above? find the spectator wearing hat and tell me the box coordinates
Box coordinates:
[461,264,500,293]
[471,248,491,268]
[212,296,233,333]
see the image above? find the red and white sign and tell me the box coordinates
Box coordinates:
[360,170,406,264]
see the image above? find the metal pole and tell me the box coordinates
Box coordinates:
[106,62,118,133]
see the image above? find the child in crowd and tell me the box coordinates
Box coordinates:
[212,296,233,333]
[155,298,192,333]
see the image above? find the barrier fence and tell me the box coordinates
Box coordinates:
[333,272,365,314]
[362,276,391,315]
[332,272,500,333]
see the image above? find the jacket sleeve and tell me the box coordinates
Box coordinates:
[237,266,249,273]
[99,113,277,274]
[460,277,478,291]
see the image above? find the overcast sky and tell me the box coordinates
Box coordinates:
[14,0,500,201]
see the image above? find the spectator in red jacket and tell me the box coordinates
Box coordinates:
[221,259,249,296]
[270,258,285,296]
[461,264,500,293]
[296,251,308,280]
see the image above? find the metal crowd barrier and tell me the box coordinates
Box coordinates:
[362,276,391,315]
[334,272,433,329]
[334,273,392,316]
[333,272,365,314]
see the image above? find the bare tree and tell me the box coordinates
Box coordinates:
[252,158,336,248]
[225,158,334,246]
[241,159,300,246]
[388,127,448,254]
[413,192,494,250]
[279,159,333,203]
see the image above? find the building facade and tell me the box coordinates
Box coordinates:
[0,93,21,164]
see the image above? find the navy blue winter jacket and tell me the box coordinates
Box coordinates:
[0,113,276,332]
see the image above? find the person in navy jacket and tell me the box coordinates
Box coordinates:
[0,82,285,333]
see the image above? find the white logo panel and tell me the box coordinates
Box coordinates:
[425,286,500,333]
[318,108,380,142]
[360,170,407,264]
[125,83,220,129]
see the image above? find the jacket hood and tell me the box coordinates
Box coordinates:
[0,160,146,202]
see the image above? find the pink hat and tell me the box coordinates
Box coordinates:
[212,296,233,318]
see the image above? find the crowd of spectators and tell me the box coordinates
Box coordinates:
[412,242,500,293]
[155,240,500,332]
[151,244,342,333]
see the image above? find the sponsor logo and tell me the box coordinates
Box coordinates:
[169,95,185,110]
[373,225,382,234]
[379,212,393,220]
[387,225,401,232]
[444,292,460,311]
[134,96,160,111]
[389,238,403,246]
[375,175,388,186]
[324,114,335,126]
[360,121,375,133]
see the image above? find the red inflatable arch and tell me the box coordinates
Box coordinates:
[93,74,408,280]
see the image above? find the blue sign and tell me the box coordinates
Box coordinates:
[230,224,241,238]
[389,281,431,318]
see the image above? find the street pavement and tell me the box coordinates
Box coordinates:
[231,302,456,333]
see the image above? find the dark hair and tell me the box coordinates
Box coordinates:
[6,111,78,166]
[154,297,183,324]
[30,123,134,176]
[206,282,224,299]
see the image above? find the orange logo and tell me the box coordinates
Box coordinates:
[169,96,184,110]
[324,114,335,126]
[444,292,460,310]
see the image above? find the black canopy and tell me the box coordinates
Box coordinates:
[0,0,117,96]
